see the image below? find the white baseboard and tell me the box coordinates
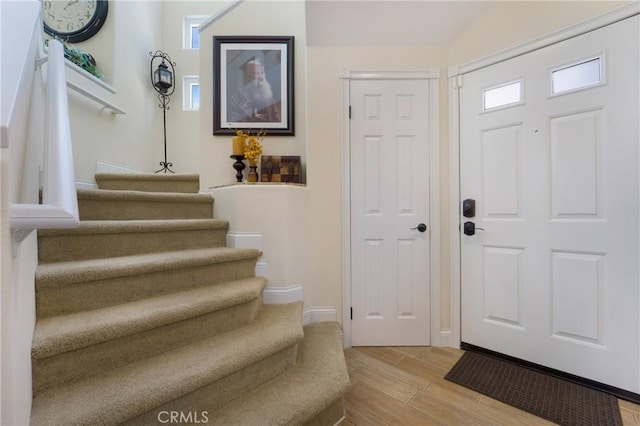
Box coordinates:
[438,330,452,347]
[76,180,97,190]
[226,232,266,277]
[332,415,346,426]
[96,161,143,174]
[255,260,267,278]
[303,307,337,325]
[77,161,143,189]
[262,285,337,325]
[226,231,263,251]
[263,285,303,304]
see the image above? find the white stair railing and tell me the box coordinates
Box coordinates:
[11,39,79,242]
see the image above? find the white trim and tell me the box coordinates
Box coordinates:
[66,79,125,115]
[447,5,637,349]
[341,75,352,348]
[76,180,97,190]
[64,57,116,94]
[225,231,263,251]
[182,75,200,111]
[226,232,266,277]
[303,307,337,326]
[439,330,452,348]
[255,260,267,279]
[95,161,143,175]
[198,0,244,34]
[332,415,346,426]
[340,69,440,80]
[340,69,441,348]
[262,285,337,326]
[183,15,208,49]
[449,74,462,349]
[263,285,303,304]
[11,40,79,238]
[428,75,442,347]
[41,46,122,111]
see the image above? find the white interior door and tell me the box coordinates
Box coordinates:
[460,16,639,393]
[350,78,431,346]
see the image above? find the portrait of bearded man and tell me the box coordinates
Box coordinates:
[228,59,281,123]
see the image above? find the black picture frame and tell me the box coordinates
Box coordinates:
[213,36,295,136]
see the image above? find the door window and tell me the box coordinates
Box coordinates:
[483,80,522,111]
[551,57,603,95]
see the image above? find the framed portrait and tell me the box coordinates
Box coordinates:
[213,35,295,135]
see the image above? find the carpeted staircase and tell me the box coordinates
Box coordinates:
[30,173,350,425]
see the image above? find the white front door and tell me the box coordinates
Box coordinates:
[460,16,639,392]
[350,78,431,346]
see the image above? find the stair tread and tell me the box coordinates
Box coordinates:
[31,303,304,426]
[32,277,267,360]
[36,247,261,286]
[38,218,229,236]
[211,322,351,425]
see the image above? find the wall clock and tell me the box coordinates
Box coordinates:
[42,0,109,43]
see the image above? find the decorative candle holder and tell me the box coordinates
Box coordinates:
[230,155,246,182]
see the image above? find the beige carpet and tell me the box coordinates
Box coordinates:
[31,173,350,425]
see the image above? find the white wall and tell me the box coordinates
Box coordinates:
[196,1,630,334]
[160,1,231,174]
[306,46,449,326]
[212,185,309,291]
[448,1,629,65]
[1,6,630,423]
[66,1,164,183]
[199,0,308,188]
[1,2,44,424]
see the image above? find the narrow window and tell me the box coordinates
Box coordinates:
[190,24,200,49]
[483,80,522,111]
[551,57,602,94]
[191,83,200,110]
[183,16,207,49]
[183,76,199,111]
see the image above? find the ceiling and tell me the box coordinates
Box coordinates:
[305,1,494,46]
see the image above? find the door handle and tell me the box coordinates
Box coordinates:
[463,221,484,236]
[411,223,427,232]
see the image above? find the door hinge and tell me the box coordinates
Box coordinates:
[456,74,464,88]
[350,307,353,320]
[349,105,352,119]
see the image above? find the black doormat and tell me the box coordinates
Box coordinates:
[445,351,622,426]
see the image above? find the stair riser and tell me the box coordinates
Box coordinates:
[33,297,263,395]
[96,180,199,194]
[36,259,259,318]
[303,398,345,426]
[78,199,213,220]
[38,229,228,263]
[123,344,299,426]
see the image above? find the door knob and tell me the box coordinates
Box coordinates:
[411,223,427,232]
[463,221,484,236]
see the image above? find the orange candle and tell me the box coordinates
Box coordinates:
[232,135,244,155]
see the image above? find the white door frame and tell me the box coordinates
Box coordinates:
[341,69,442,348]
[448,3,640,349]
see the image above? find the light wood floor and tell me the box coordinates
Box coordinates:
[339,346,640,425]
